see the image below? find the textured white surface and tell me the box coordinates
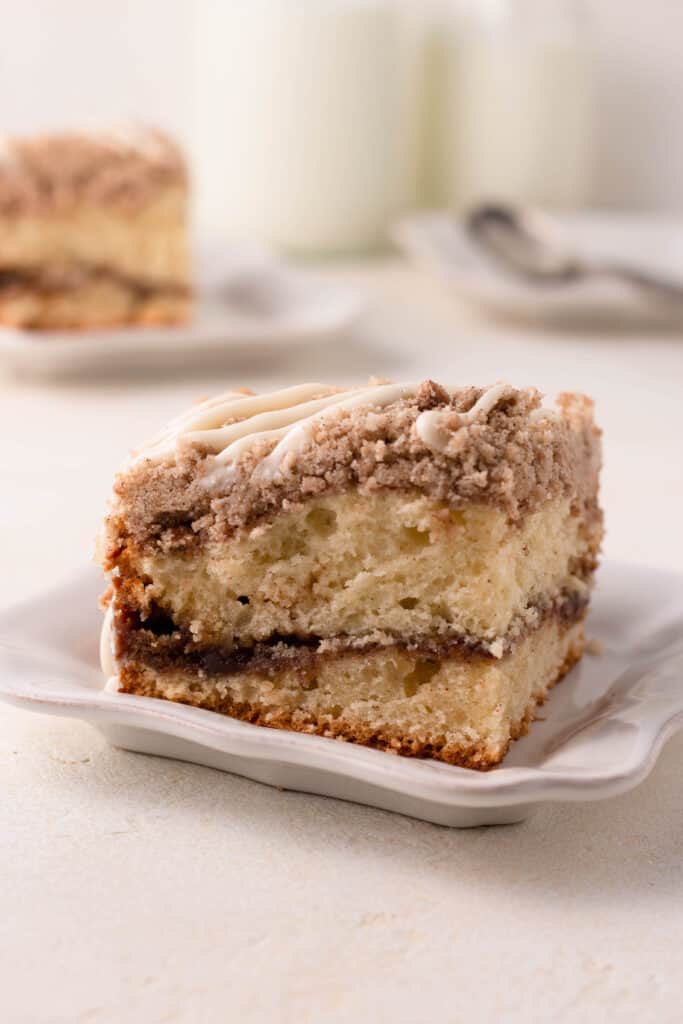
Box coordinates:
[2,709,683,1023]
[2,261,683,1020]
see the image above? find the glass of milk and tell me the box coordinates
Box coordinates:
[194,0,403,255]
[434,0,594,209]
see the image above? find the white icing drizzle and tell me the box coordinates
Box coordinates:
[414,382,511,455]
[99,605,117,678]
[131,381,418,482]
[129,380,544,482]
[129,384,337,465]
[529,402,559,422]
[257,383,415,480]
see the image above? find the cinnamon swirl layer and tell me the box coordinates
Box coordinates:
[108,612,586,770]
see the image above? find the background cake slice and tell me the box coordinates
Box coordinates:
[99,380,602,770]
[0,127,190,329]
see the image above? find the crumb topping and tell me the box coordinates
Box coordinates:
[0,127,187,216]
[101,381,602,560]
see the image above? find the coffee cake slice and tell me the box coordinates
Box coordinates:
[98,380,602,769]
[0,127,190,329]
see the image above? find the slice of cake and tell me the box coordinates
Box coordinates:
[98,380,602,769]
[0,127,190,329]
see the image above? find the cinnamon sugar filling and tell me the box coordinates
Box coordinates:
[0,265,190,299]
[112,588,588,679]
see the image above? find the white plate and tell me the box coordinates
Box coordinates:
[1,561,682,828]
[0,248,364,378]
[394,211,683,325]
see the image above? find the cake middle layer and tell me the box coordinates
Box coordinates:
[118,489,595,657]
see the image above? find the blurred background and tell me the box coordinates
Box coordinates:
[2,0,683,594]
[3,0,683,237]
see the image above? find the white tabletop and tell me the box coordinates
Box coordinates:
[2,262,683,1023]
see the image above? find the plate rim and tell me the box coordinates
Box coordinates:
[392,210,683,320]
[1,560,682,812]
[0,259,365,372]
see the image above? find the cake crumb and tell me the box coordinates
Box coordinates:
[586,638,604,656]
[488,638,505,659]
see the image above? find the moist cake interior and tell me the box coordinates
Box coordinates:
[100,380,602,769]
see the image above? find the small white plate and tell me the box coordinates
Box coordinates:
[1,561,682,828]
[0,247,364,378]
[394,211,683,325]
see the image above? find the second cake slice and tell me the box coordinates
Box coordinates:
[0,127,190,329]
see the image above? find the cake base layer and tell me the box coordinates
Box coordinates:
[114,616,585,770]
[0,274,189,329]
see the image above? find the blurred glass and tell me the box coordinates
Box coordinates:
[195,0,403,255]
[433,0,594,209]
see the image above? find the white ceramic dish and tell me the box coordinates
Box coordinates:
[1,561,682,828]
[0,247,363,378]
[394,211,683,325]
